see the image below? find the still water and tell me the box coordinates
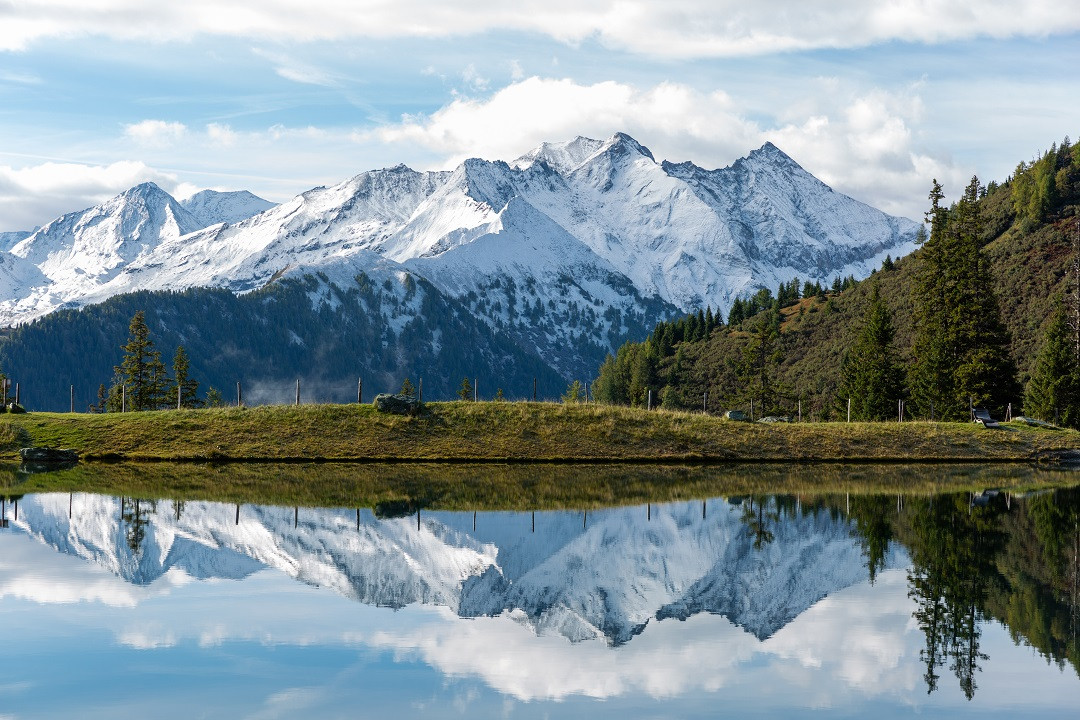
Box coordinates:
[2,478,1079,718]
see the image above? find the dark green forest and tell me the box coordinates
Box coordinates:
[595,136,1080,425]
[0,271,567,411]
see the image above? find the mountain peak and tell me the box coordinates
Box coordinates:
[747,141,799,168]
[603,132,655,162]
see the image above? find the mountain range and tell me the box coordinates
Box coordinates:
[0,134,919,406]
[6,493,905,645]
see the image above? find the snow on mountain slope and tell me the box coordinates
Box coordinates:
[0,134,920,380]
[2,183,205,320]
[8,493,906,646]
[180,189,276,227]
[0,231,31,252]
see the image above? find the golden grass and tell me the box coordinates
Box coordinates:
[2,401,1078,463]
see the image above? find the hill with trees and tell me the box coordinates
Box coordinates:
[594,136,1080,424]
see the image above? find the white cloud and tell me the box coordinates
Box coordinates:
[0,160,186,231]
[2,2,1078,57]
[375,76,964,219]
[123,119,188,147]
[252,48,337,87]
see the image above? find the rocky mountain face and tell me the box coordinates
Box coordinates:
[6,493,907,645]
[0,133,918,395]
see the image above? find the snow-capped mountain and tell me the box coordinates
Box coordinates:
[0,230,30,252]
[0,133,918,378]
[6,493,907,645]
[179,189,276,227]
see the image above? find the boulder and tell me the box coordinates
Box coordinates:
[724,410,748,421]
[373,393,420,416]
[20,447,79,463]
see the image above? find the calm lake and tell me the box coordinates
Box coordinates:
[2,465,1080,718]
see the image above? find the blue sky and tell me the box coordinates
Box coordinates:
[1,1,1078,231]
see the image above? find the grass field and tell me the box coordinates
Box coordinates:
[0,401,1077,463]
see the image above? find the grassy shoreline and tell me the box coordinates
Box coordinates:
[4,460,1080,510]
[1,401,1078,463]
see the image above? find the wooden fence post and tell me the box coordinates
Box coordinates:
[296,378,300,406]
[70,385,74,413]
[237,381,242,407]
[358,378,362,404]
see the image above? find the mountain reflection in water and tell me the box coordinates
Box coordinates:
[1,485,1078,717]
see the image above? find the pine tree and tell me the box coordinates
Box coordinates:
[94,383,107,413]
[840,284,904,420]
[400,377,416,399]
[910,178,1018,419]
[456,376,472,401]
[1025,302,1080,426]
[737,309,783,414]
[205,386,225,408]
[562,380,583,404]
[729,298,745,326]
[115,311,169,411]
[171,346,201,409]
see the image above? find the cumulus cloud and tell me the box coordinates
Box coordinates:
[1,1,1078,57]
[0,160,186,232]
[374,76,964,219]
[123,119,188,147]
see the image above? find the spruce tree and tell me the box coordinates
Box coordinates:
[456,377,472,401]
[171,346,202,409]
[1025,302,1080,426]
[737,309,783,414]
[115,311,169,411]
[840,284,904,420]
[910,178,1018,419]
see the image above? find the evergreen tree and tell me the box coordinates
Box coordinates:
[93,383,107,413]
[400,377,416,399]
[728,298,745,325]
[840,284,904,420]
[171,345,202,409]
[910,178,1018,419]
[205,386,225,408]
[562,380,583,404]
[737,309,783,414]
[115,311,169,411]
[456,376,472,401]
[1025,302,1080,426]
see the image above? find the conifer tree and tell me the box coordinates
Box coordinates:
[400,377,416,399]
[910,178,1018,419]
[1025,302,1080,427]
[840,284,904,420]
[737,308,783,414]
[171,346,202,409]
[115,311,169,411]
[456,376,472,401]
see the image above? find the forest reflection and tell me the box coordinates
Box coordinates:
[4,484,1079,701]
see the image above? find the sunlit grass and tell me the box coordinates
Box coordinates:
[1,403,1078,463]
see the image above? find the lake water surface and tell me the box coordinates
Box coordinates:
[2,467,1080,718]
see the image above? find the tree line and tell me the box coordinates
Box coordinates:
[594,135,1080,425]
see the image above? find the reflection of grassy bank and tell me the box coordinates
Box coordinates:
[3,461,1079,510]
[1,402,1080,462]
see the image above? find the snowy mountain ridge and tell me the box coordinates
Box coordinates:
[6,493,907,645]
[0,133,918,378]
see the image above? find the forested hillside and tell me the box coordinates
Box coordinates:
[0,271,567,411]
[595,137,1080,423]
